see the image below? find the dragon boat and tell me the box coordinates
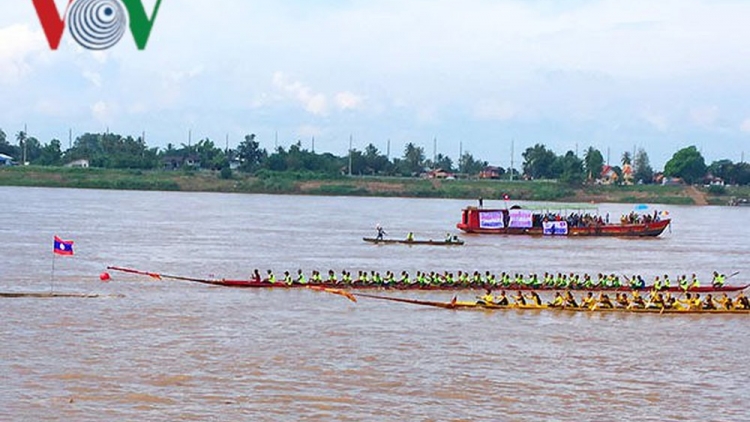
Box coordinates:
[106,267,748,293]
[362,237,465,246]
[457,205,670,237]
[354,293,750,315]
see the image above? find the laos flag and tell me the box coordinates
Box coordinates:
[53,236,74,256]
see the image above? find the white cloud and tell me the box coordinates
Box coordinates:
[640,108,669,132]
[741,118,750,133]
[690,105,719,127]
[91,101,116,123]
[335,91,363,111]
[83,70,102,88]
[272,72,328,116]
[0,24,45,83]
[475,101,517,121]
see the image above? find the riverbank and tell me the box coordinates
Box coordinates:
[2,166,748,205]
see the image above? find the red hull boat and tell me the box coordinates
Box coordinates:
[456,206,670,237]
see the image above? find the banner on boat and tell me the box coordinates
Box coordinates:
[543,221,568,235]
[479,211,504,229]
[509,209,533,229]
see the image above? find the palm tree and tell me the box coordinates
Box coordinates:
[16,130,27,164]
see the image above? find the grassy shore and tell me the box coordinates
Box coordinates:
[2,166,748,206]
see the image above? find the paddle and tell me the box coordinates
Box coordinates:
[726,271,740,280]
[355,292,459,309]
[306,286,357,303]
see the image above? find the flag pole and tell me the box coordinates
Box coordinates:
[50,252,56,292]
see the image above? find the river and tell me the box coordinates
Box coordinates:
[1,186,749,421]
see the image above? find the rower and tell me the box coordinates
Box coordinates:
[678,275,690,291]
[597,293,614,309]
[526,291,543,306]
[548,292,565,308]
[662,274,671,291]
[399,271,410,285]
[653,276,662,291]
[615,293,629,308]
[717,293,733,310]
[296,269,307,285]
[712,271,726,288]
[581,292,596,309]
[478,288,495,305]
[406,232,415,242]
[252,269,262,283]
[267,269,277,284]
[327,270,338,284]
[703,294,717,310]
[690,273,701,289]
[495,291,510,306]
[692,293,703,310]
[513,291,527,306]
[734,292,750,310]
[283,271,293,285]
[628,291,645,309]
[564,291,579,308]
[647,293,665,309]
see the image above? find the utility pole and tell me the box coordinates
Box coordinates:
[69,128,72,149]
[386,139,390,160]
[348,134,353,176]
[433,137,437,169]
[311,136,315,153]
[510,139,515,181]
[188,129,192,147]
[607,147,611,166]
[226,133,229,154]
[23,123,27,165]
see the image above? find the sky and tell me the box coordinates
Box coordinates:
[1,0,750,169]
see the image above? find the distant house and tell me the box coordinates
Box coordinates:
[599,165,619,185]
[0,153,14,166]
[661,177,684,186]
[424,168,455,179]
[65,159,90,168]
[479,166,502,179]
[622,163,634,185]
[163,154,201,170]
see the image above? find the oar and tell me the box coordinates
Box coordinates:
[726,271,740,280]
[355,292,458,309]
[107,266,226,286]
[307,286,357,303]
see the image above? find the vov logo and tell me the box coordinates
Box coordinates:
[32,0,163,50]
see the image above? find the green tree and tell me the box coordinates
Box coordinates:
[237,134,267,172]
[24,137,43,163]
[522,143,557,179]
[633,148,653,184]
[363,143,390,175]
[38,139,63,166]
[433,153,454,173]
[664,145,707,184]
[16,130,27,163]
[583,147,604,181]
[556,151,585,185]
[621,151,632,166]
[400,142,425,176]
[457,152,488,176]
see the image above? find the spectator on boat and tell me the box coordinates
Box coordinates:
[406,232,415,242]
[712,271,726,288]
[445,233,452,242]
[376,225,387,241]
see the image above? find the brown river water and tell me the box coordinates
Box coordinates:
[2,186,749,421]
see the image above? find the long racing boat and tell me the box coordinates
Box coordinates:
[106,267,747,293]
